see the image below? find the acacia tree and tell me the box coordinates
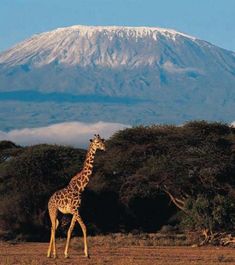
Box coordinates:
[93,121,235,238]
[0,121,234,242]
[0,144,86,240]
[146,122,235,241]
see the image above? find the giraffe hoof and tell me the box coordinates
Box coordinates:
[86,254,90,259]
[65,254,70,259]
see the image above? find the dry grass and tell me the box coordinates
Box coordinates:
[72,233,190,248]
[0,234,235,265]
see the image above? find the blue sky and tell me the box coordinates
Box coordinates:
[1,0,235,52]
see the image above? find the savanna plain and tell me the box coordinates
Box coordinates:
[0,234,235,265]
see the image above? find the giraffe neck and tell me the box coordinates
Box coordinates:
[82,143,96,176]
[70,143,96,191]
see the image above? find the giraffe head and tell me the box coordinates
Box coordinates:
[90,134,106,151]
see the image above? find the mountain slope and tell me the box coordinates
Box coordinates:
[0,25,234,129]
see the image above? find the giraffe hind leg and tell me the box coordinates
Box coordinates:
[47,229,53,258]
[47,206,58,258]
[47,218,59,258]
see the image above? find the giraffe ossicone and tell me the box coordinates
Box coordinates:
[47,134,105,259]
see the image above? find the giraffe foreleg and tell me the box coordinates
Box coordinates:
[76,213,89,258]
[64,214,77,258]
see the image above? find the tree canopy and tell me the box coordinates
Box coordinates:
[0,121,234,240]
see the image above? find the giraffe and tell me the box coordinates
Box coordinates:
[47,134,105,259]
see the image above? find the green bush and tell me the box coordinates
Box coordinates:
[0,144,86,240]
[0,121,234,240]
[181,194,234,233]
[92,121,235,233]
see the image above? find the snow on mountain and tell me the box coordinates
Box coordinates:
[0,25,234,129]
[0,25,197,68]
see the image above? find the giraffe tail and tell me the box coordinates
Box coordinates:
[56,219,59,229]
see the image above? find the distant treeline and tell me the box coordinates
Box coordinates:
[0,121,234,241]
[0,90,146,104]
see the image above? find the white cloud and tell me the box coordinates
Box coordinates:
[162,60,201,74]
[0,121,130,148]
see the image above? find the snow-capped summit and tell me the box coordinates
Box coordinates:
[0,25,235,128]
[0,25,199,68]
[51,25,196,40]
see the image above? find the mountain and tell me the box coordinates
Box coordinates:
[0,25,235,130]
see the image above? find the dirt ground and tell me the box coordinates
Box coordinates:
[0,240,235,265]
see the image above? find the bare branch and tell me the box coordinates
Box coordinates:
[163,188,188,214]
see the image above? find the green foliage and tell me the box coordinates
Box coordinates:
[0,121,234,240]
[0,140,22,164]
[92,121,235,233]
[0,144,86,240]
[182,194,235,232]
